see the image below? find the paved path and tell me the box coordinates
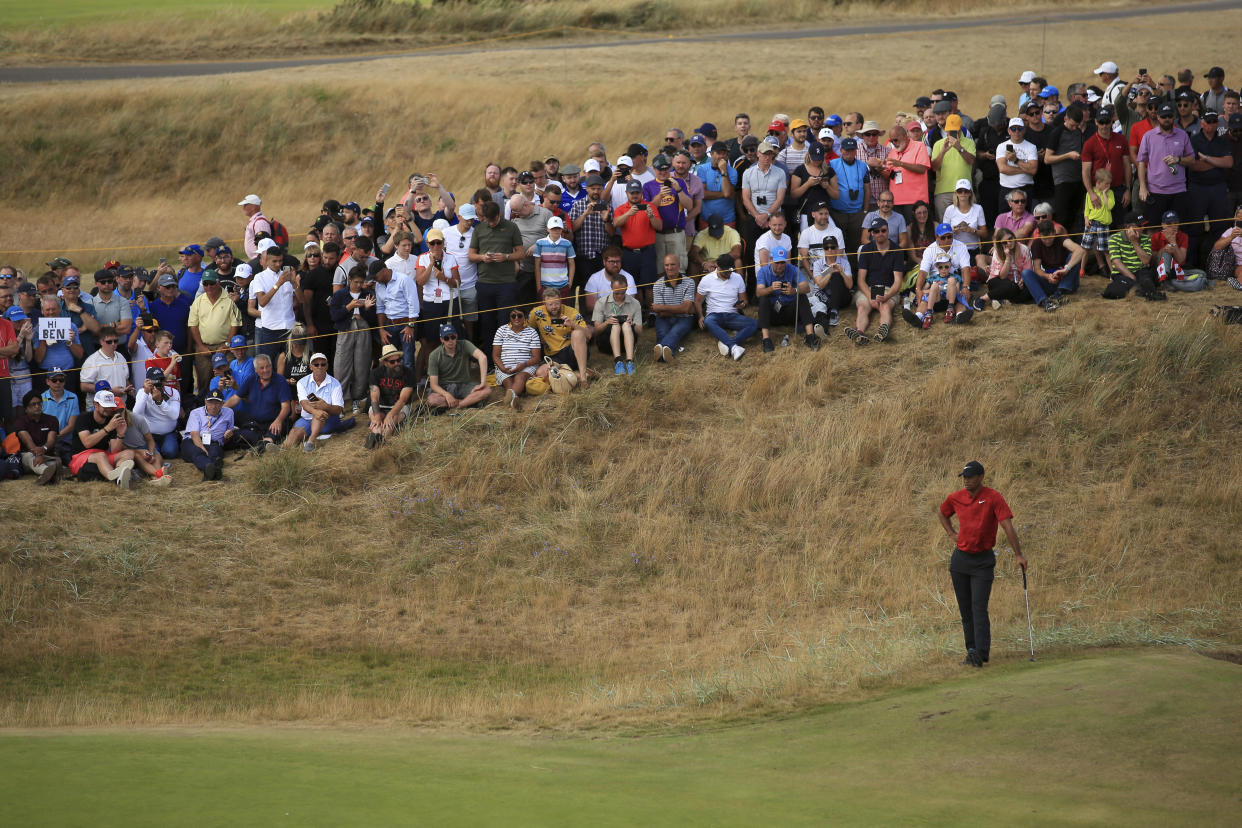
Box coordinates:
[1,0,1238,85]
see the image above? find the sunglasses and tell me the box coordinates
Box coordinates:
[306,253,321,258]
[102,339,119,344]
[442,335,457,341]
[428,240,444,245]
[510,312,525,319]
[872,227,889,233]
[1010,198,1027,204]
[665,137,678,143]
[344,235,358,241]
[937,264,952,269]
[48,377,65,382]
[937,233,953,239]
[311,361,328,367]
[458,238,466,248]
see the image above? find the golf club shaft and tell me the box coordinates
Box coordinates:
[1022,564,1035,658]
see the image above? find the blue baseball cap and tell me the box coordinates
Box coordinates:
[145,367,165,382]
[94,380,111,392]
[178,244,204,257]
[825,114,843,127]
[840,137,858,150]
[228,334,247,348]
[771,247,789,263]
[935,222,953,237]
[458,203,477,221]
[343,201,361,213]
[5,307,28,322]
[439,323,457,338]
[1039,85,1059,99]
[212,352,229,368]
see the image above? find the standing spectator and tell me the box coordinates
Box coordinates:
[857,121,892,207]
[569,174,614,285]
[1202,67,1230,115]
[468,201,525,364]
[643,154,693,274]
[887,125,932,225]
[975,105,1009,227]
[442,205,479,340]
[613,181,661,302]
[250,247,299,364]
[531,217,576,298]
[741,139,787,271]
[415,228,461,380]
[328,267,378,412]
[88,269,135,344]
[930,116,976,220]
[695,254,756,361]
[649,254,696,363]
[724,113,752,161]
[147,274,192,399]
[0,303,14,425]
[1137,102,1195,220]
[1046,105,1089,231]
[789,143,838,231]
[1081,106,1132,229]
[238,194,271,260]
[34,295,83,394]
[298,242,337,363]
[1082,169,1117,277]
[508,194,553,304]
[1186,110,1233,269]
[671,150,703,250]
[176,245,206,296]
[697,143,738,230]
[998,117,1039,211]
[187,270,242,394]
[828,138,870,264]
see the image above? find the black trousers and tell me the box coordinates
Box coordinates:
[950,549,996,658]
[757,294,811,332]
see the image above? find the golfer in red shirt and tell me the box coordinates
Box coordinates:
[938,460,1027,667]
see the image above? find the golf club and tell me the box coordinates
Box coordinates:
[1021,562,1035,661]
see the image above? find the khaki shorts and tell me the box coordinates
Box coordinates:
[457,286,479,322]
[854,290,896,308]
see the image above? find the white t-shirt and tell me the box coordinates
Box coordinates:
[585,269,637,302]
[415,252,461,303]
[998,139,1038,188]
[942,203,986,248]
[130,338,156,391]
[919,240,973,275]
[697,272,747,315]
[251,268,298,331]
[134,386,181,435]
[80,350,130,403]
[798,224,847,274]
[386,252,418,280]
[755,231,794,264]
[296,372,344,409]
[441,225,477,290]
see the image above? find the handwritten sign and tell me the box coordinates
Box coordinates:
[38,317,72,343]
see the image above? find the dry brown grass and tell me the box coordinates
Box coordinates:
[3,299,1241,728]
[2,11,1241,730]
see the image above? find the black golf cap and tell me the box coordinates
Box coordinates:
[959,460,985,477]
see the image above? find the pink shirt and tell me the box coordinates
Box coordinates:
[888,140,930,206]
[994,210,1035,238]
[244,212,272,259]
[987,243,1032,282]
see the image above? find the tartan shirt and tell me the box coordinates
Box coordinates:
[569,198,611,259]
[858,141,891,202]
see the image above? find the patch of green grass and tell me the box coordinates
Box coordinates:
[2,651,1239,825]
[0,1,330,29]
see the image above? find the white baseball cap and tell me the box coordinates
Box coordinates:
[233,263,253,280]
[547,216,564,230]
[1008,117,1026,129]
[583,159,601,173]
[1019,70,1036,84]
[615,155,633,167]
[309,352,328,363]
[818,127,835,141]
[1094,61,1119,76]
[93,389,118,408]
[257,238,278,254]
[237,194,262,207]
[954,178,973,191]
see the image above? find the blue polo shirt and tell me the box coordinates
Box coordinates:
[828,157,870,213]
[237,372,292,423]
[755,263,808,308]
[696,160,739,223]
[209,376,248,421]
[40,388,81,432]
[148,295,193,352]
[230,356,256,390]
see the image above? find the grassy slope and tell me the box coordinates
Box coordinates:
[3,651,1240,826]
[0,0,327,28]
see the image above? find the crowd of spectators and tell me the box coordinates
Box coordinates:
[2,61,1239,487]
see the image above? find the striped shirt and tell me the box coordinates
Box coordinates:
[532,237,576,287]
[652,276,695,317]
[1108,231,1151,272]
[492,323,541,368]
[859,141,891,202]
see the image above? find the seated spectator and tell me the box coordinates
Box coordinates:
[285,352,349,452]
[691,215,743,276]
[978,228,1035,307]
[861,191,908,249]
[367,344,418,448]
[233,354,292,452]
[909,253,970,329]
[1150,210,1206,283]
[278,324,313,393]
[696,254,756,361]
[115,405,172,486]
[906,223,976,328]
[1210,204,1242,289]
[649,254,697,363]
[754,212,793,269]
[994,190,1036,241]
[133,367,182,459]
[39,368,80,435]
[1027,202,1086,309]
[807,236,853,332]
[68,389,137,489]
[1107,211,1158,298]
[755,247,818,351]
[847,217,904,344]
[907,200,938,267]
[492,307,542,408]
[426,328,490,415]
[583,247,637,314]
[13,390,62,484]
[210,352,248,423]
[530,287,591,385]
[591,276,643,375]
[182,388,233,481]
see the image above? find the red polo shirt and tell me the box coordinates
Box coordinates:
[940,486,1013,553]
[614,203,656,250]
[1083,130,1129,186]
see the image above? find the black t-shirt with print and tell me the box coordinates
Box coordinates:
[369,365,415,409]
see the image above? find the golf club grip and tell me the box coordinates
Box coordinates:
[1021,563,1028,589]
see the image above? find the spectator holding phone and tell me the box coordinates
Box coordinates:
[591,276,642,376]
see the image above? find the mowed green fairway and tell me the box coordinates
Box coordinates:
[3,650,1240,826]
[0,0,329,28]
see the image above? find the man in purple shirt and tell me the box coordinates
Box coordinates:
[1137,101,1196,220]
[643,154,693,275]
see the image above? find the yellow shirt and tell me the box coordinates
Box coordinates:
[188,292,243,345]
[1083,187,1114,225]
[694,225,742,262]
[529,303,586,354]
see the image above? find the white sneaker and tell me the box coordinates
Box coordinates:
[661,345,673,363]
[148,473,171,488]
[108,459,134,490]
[730,345,745,361]
[653,343,664,362]
[718,341,730,357]
[813,323,826,338]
